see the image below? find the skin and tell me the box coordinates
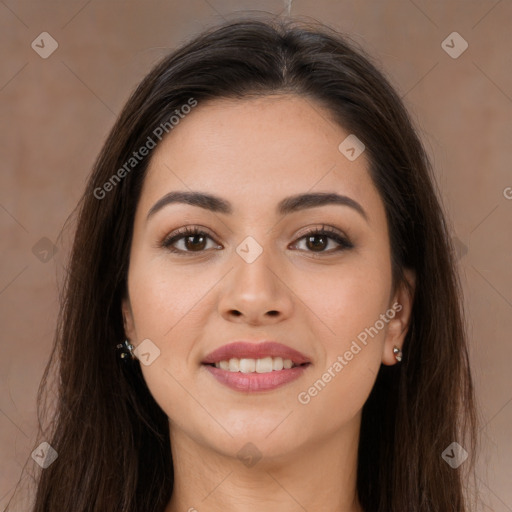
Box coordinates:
[122,94,415,512]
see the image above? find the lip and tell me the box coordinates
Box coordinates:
[203,364,309,392]
[201,341,311,365]
[201,341,311,393]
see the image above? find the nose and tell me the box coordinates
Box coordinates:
[218,246,294,326]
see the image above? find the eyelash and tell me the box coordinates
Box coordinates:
[160,225,354,257]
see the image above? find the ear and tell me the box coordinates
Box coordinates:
[382,268,415,366]
[121,294,137,342]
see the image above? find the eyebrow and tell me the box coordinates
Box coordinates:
[146,190,368,222]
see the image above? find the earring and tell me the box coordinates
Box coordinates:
[393,346,403,362]
[116,339,135,361]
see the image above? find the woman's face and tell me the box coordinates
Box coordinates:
[122,94,413,460]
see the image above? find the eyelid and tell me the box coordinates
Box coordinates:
[290,225,354,253]
[160,224,354,255]
[160,225,219,250]
[293,224,350,242]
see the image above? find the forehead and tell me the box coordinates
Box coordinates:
[139,94,382,220]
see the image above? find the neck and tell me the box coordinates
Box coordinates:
[164,415,363,512]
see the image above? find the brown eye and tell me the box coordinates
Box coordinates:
[182,233,207,251]
[161,227,221,255]
[293,227,354,254]
[305,233,329,251]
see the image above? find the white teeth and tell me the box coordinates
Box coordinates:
[239,358,256,373]
[272,357,284,371]
[213,357,297,373]
[256,357,273,373]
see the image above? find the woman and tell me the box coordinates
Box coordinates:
[9,16,477,512]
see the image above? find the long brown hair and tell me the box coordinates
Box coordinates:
[7,15,477,512]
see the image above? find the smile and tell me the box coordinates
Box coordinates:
[208,356,300,373]
[202,359,311,392]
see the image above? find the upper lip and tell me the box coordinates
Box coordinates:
[202,341,311,365]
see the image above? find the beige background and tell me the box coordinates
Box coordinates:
[1,1,511,510]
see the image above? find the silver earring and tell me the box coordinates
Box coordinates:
[116,339,135,361]
[393,346,402,362]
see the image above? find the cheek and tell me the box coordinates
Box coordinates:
[128,253,214,338]
[126,259,201,424]
[297,255,392,346]
[292,256,392,418]
[125,255,207,397]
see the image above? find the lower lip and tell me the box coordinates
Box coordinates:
[202,364,310,392]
